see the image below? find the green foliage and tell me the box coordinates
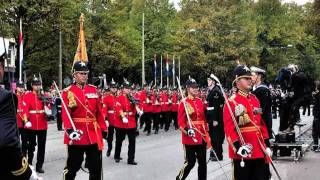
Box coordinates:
[0,0,320,87]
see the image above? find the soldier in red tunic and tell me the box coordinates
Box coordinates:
[176,78,210,180]
[16,81,29,156]
[24,77,50,173]
[61,61,107,180]
[223,65,271,180]
[113,79,139,165]
[102,79,118,157]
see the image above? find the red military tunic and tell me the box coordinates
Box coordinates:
[61,84,107,150]
[102,93,118,127]
[161,91,170,112]
[171,91,179,112]
[24,91,48,130]
[178,95,209,145]
[223,91,269,159]
[114,94,137,129]
[16,92,27,128]
[153,92,162,113]
[141,90,153,113]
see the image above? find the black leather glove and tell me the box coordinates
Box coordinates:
[102,131,108,140]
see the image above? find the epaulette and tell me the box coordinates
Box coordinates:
[228,94,236,101]
[63,86,72,92]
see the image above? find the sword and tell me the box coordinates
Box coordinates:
[53,81,78,145]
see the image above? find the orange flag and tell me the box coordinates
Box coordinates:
[73,13,88,66]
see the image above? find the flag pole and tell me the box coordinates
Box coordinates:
[160,54,163,88]
[173,54,175,88]
[141,13,145,86]
[178,56,181,81]
[154,54,157,87]
[19,18,23,82]
[166,54,169,88]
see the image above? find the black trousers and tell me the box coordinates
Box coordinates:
[170,111,178,129]
[0,147,32,180]
[18,128,28,157]
[63,144,102,180]
[24,129,47,168]
[208,124,224,159]
[163,111,171,131]
[144,112,153,133]
[233,158,269,180]
[176,142,207,180]
[114,128,136,162]
[107,125,115,153]
[56,113,63,130]
[313,118,320,145]
[152,113,160,131]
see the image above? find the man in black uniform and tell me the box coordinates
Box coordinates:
[312,84,320,151]
[250,66,273,138]
[54,96,63,131]
[206,74,225,161]
[0,56,42,180]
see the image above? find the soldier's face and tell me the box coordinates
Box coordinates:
[17,87,24,93]
[123,87,130,94]
[32,85,41,92]
[111,87,117,93]
[74,71,88,85]
[207,79,213,87]
[251,72,258,84]
[188,86,199,97]
[236,77,252,91]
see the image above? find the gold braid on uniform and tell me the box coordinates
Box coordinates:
[67,91,77,108]
[185,102,194,115]
[238,112,251,126]
[11,157,28,176]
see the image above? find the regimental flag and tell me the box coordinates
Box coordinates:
[166,54,169,76]
[73,13,88,66]
[153,54,157,78]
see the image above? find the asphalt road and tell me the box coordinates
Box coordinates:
[35,112,319,180]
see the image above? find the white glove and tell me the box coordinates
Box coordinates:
[213,121,218,127]
[266,147,272,157]
[68,130,83,141]
[138,110,144,116]
[122,117,129,124]
[187,128,195,137]
[29,165,43,180]
[25,121,32,128]
[237,144,253,158]
[289,91,294,97]
[235,104,246,117]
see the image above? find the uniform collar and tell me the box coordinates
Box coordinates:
[238,90,249,98]
[187,94,195,100]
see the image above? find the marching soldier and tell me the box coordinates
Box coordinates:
[223,65,271,180]
[24,77,50,173]
[206,74,225,161]
[16,81,29,156]
[140,84,153,135]
[170,88,179,130]
[54,95,63,131]
[114,79,139,165]
[176,78,210,180]
[161,87,171,131]
[0,56,42,180]
[61,61,108,180]
[102,79,118,157]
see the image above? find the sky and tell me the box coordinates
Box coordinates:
[170,0,314,10]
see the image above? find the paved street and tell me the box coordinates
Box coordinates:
[36,112,319,180]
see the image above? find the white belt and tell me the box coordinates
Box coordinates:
[107,110,115,114]
[57,105,62,108]
[17,109,23,113]
[206,107,214,111]
[29,110,45,114]
[124,112,134,115]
